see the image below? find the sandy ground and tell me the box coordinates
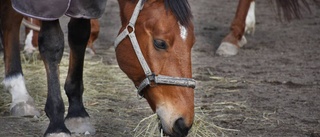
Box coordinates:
[0,0,320,137]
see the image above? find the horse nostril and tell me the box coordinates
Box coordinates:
[172,118,191,137]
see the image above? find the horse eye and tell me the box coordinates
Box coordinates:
[153,39,167,50]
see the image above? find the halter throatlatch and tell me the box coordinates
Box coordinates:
[114,0,196,97]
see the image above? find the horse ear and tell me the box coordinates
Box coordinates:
[270,0,318,21]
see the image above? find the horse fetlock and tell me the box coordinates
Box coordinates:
[65,117,96,135]
[216,42,239,57]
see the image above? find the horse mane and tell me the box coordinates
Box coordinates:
[140,0,193,27]
[271,0,319,21]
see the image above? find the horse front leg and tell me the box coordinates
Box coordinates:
[216,0,255,56]
[64,18,95,135]
[0,0,39,117]
[38,20,70,137]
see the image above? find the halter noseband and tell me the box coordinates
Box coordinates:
[114,0,196,97]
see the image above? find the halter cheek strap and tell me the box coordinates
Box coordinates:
[114,0,196,97]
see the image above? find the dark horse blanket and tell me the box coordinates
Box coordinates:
[11,0,106,20]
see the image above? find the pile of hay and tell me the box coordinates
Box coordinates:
[133,108,239,137]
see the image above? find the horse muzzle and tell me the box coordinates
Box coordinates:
[158,117,191,137]
[156,106,193,137]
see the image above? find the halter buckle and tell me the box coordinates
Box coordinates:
[147,73,157,87]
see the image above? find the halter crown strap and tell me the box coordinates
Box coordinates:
[114,0,143,48]
[114,0,196,97]
[114,0,152,76]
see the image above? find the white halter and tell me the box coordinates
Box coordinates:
[114,0,196,97]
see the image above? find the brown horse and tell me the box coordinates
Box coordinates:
[217,0,316,56]
[1,0,195,136]
[1,0,314,136]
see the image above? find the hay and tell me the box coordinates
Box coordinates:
[188,114,239,137]
[133,114,159,137]
[133,108,239,137]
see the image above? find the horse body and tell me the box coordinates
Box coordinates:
[1,0,195,136]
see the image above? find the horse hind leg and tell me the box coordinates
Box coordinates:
[64,18,95,135]
[23,29,37,59]
[1,0,39,117]
[85,19,100,55]
[216,0,254,56]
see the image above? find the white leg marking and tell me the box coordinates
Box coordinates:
[3,74,30,107]
[24,30,37,54]
[2,74,40,116]
[178,22,188,41]
[245,1,256,34]
[65,117,96,135]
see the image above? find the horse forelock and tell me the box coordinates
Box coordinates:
[164,0,193,27]
[140,0,193,27]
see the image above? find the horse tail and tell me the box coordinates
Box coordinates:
[271,0,319,21]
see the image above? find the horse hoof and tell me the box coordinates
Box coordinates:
[10,101,40,117]
[45,133,71,137]
[216,42,239,57]
[85,47,96,55]
[65,117,96,135]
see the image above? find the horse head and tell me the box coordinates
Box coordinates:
[116,0,195,136]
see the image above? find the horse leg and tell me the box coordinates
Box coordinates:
[23,17,40,58]
[85,19,99,55]
[64,18,95,135]
[245,1,256,34]
[0,0,39,117]
[216,0,255,56]
[38,20,70,137]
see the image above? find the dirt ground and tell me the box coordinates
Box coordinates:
[0,0,319,137]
